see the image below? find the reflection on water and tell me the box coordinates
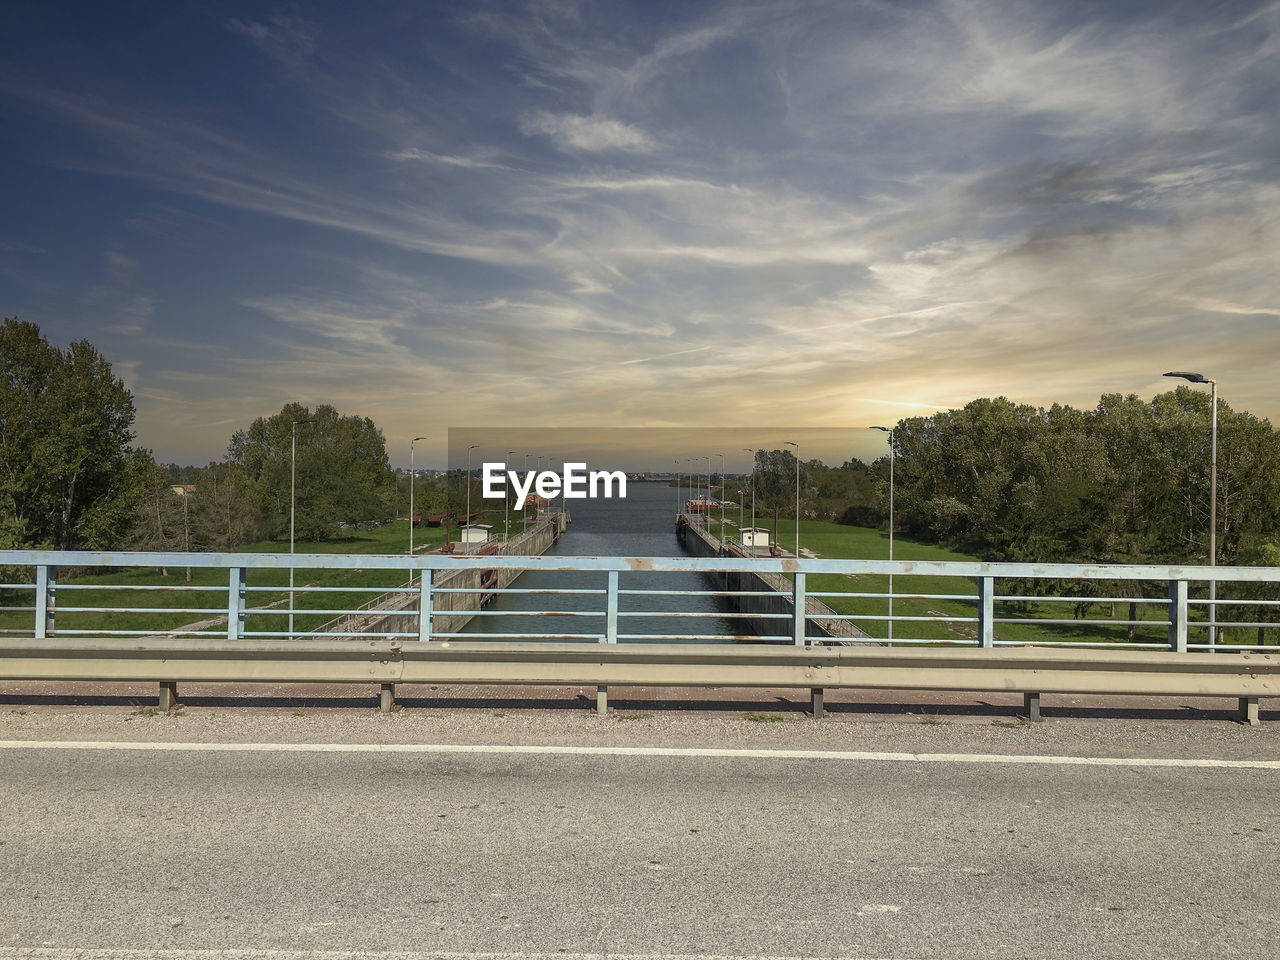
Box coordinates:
[459,481,735,642]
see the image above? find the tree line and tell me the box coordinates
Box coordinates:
[2,318,400,553]
[883,393,1280,568]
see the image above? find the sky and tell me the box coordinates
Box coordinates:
[1,0,1278,470]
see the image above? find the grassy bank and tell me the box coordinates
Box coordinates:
[1,514,538,638]
[705,512,1190,646]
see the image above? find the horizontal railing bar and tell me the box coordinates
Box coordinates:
[40,629,227,636]
[994,595,1170,605]
[0,584,34,590]
[617,611,789,619]
[55,607,229,616]
[616,634,792,642]
[992,618,1172,627]
[457,610,600,618]
[250,608,420,617]
[807,591,977,601]
[5,549,1279,582]
[819,614,980,623]
[244,585,412,594]
[436,588,607,595]
[618,589,781,598]
[0,606,35,613]
[241,631,412,639]
[54,583,230,592]
[991,640,1169,649]
[431,632,604,640]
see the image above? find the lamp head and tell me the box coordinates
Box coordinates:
[869,425,890,433]
[1164,371,1210,384]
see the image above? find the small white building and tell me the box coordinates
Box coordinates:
[740,527,770,551]
[459,523,493,546]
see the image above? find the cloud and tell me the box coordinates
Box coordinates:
[519,111,655,152]
[383,148,513,170]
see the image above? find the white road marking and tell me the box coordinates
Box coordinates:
[0,950,918,960]
[0,739,1276,769]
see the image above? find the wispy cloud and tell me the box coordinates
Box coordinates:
[518,111,655,152]
[3,0,1278,465]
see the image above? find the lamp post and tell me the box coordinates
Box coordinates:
[289,417,315,640]
[870,426,895,643]
[674,459,682,519]
[716,452,725,547]
[1164,371,1219,646]
[409,436,428,558]
[705,455,712,524]
[784,441,799,558]
[505,450,514,545]
[464,443,479,554]
[742,448,757,553]
[523,452,530,524]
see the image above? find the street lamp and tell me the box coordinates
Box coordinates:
[409,436,428,558]
[1164,370,1219,646]
[706,453,716,522]
[289,417,315,640]
[742,448,757,553]
[871,426,895,643]
[674,459,682,519]
[716,453,725,548]
[505,450,514,545]
[464,443,479,554]
[784,441,799,558]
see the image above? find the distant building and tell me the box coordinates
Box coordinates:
[169,484,196,497]
[459,523,493,546]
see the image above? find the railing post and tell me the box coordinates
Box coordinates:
[1168,579,1188,653]
[793,572,807,646]
[418,569,433,642]
[606,570,619,644]
[978,576,995,648]
[227,567,245,640]
[34,564,57,638]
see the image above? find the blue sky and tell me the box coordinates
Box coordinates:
[2,0,1277,468]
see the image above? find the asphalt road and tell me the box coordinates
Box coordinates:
[2,711,1279,960]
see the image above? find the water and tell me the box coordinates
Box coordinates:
[459,481,736,642]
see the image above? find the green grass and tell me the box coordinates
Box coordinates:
[707,513,1213,647]
[1,516,534,639]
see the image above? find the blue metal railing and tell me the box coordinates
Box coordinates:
[1,550,1279,650]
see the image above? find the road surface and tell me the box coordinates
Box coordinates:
[1,711,1278,959]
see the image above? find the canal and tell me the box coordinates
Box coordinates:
[459,480,737,642]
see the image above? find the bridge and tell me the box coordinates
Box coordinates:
[2,546,1278,722]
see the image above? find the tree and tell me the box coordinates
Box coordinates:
[0,317,142,550]
[753,449,805,551]
[227,403,396,542]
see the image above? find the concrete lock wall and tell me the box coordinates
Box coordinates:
[676,516,867,644]
[331,513,567,640]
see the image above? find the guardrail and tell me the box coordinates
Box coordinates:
[2,550,1277,722]
[2,550,1278,649]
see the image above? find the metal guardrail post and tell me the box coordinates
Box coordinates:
[606,570,619,643]
[978,576,995,648]
[227,567,245,640]
[34,564,55,638]
[793,572,806,646]
[1168,579,1188,653]
[418,569,433,642]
